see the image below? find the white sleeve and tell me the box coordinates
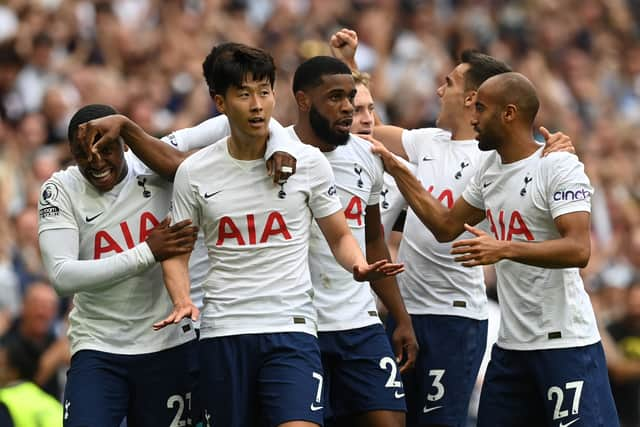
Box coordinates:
[164,115,232,151]
[170,161,201,227]
[264,118,298,160]
[38,179,77,234]
[306,151,343,219]
[462,169,485,210]
[367,158,384,206]
[544,153,593,218]
[40,228,156,297]
[401,127,440,164]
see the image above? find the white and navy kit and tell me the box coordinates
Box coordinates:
[462,148,618,426]
[170,135,341,427]
[288,127,406,420]
[38,152,197,427]
[388,127,490,426]
[163,115,291,323]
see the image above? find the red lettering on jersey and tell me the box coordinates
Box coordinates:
[139,212,160,242]
[344,196,363,226]
[120,221,135,249]
[506,211,534,241]
[427,186,454,208]
[216,217,245,246]
[94,231,124,259]
[485,209,534,241]
[260,211,291,243]
[247,214,256,245]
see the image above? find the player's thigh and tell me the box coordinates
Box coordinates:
[534,342,619,427]
[63,350,129,427]
[409,315,487,427]
[259,333,325,427]
[477,345,543,427]
[199,335,259,427]
[127,340,200,427]
[323,325,405,422]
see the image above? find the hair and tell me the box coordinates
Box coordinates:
[292,56,352,94]
[352,70,371,88]
[460,50,512,92]
[67,104,118,142]
[488,72,540,124]
[1,337,39,381]
[0,42,23,68]
[202,42,276,97]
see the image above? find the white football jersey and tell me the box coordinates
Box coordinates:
[398,128,490,319]
[379,156,416,238]
[463,148,600,350]
[163,115,294,316]
[38,152,195,356]
[286,127,384,331]
[170,136,342,339]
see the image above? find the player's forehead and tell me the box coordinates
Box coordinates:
[235,74,272,90]
[450,63,470,84]
[316,73,355,94]
[354,83,373,106]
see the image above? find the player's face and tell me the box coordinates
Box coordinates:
[308,74,356,147]
[351,83,374,135]
[71,136,128,192]
[470,88,502,151]
[436,63,470,131]
[217,74,275,141]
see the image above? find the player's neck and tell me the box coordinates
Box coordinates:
[293,121,338,152]
[226,130,267,160]
[450,125,477,141]
[497,131,540,164]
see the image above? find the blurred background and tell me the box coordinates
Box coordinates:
[0,0,639,425]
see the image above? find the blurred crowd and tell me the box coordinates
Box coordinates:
[0,0,639,424]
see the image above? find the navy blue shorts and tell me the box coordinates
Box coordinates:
[478,342,619,427]
[318,324,406,421]
[199,332,324,427]
[63,340,199,427]
[387,314,487,427]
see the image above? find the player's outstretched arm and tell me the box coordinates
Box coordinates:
[368,136,484,241]
[364,204,418,372]
[451,212,591,268]
[315,210,404,282]
[77,114,188,181]
[153,253,199,330]
[40,218,198,296]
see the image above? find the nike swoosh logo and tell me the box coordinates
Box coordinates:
[85,212,103,222]
[394,391,405,399]
[559,418,580,427]
[422,157,434,161]
[204,190,222,199]
[483,182,493,188]
[310,403,323,411]
[423,405,443,414]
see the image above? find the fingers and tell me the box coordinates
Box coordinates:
[539,126,551,141]
[399,342,418,374]
[169,219,194,232]
[266,158,274,177]
[463,223,485,236]
[153,312,177,330]
[270,152,297,184]
[152,305,199,331]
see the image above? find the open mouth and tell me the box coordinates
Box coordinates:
[335,117,353,133]
[248,117,265,127]
[356,129,372,135]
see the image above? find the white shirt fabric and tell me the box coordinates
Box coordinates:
[170,135,342,339]
[38,152,196,356]
[379,156,416,237]
[398,128,489,320]
[163,115,294,314]
[463,148,600,350]
[287,127,384,331]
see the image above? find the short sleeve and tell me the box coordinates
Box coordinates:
[462,170,485,211]
[401,127,441,164]
[264,118,298,160]
[544,153,593,219]
[306,151,343,219]
[367,157,384,206]
[38,178,78,233]
[170,162,201,227]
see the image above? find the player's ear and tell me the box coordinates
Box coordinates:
[463,90,476,108]
[294,90,311,112]
[503,104,517,122]
[214,94,226,114]
[120,137,128,152]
